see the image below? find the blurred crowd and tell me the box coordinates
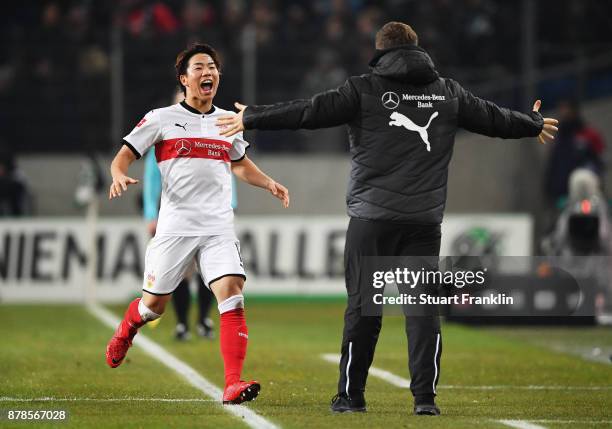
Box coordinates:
[1,0,611,153]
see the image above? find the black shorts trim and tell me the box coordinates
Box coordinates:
[142,289,173,296]
[123,139,142,159]
[208,273,246,287]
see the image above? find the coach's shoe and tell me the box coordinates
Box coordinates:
[414,403,441,416]
[330,393,366,413]
[223,380,260,405]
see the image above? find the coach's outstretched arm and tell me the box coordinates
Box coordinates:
[216,79,360,137]
[447,79,558,143]
[109,146,139,199]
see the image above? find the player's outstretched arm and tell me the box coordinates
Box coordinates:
[231,156,289,208]
[109,145,139,200]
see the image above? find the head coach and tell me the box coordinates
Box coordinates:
[217,22,559,416]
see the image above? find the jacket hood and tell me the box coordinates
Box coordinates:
[369,45,439,84]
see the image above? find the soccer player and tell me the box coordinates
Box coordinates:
[144,145,217,341]
[142,89,226,341]
[216,22,558,415]
[106,43,289,405]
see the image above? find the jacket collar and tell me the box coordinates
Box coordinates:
[369,45,439,84]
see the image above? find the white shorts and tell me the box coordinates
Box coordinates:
[142,233,246,296]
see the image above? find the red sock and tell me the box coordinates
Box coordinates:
[115,298,146,341]
[220,308,248,386]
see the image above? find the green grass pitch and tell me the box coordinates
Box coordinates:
[1,300,611,428]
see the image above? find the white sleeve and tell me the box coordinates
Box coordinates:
[229,132,250,162]
[123,110,162,159]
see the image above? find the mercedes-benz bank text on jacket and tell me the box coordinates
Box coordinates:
[243,45,544,225]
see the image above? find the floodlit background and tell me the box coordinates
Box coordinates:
[0,1,611,428]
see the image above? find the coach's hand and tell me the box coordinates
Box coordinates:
[267,179,290,208]
[217,102,247,137]
[533,100,559,145]
[109,174,138,199]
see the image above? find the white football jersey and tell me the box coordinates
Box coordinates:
[123,101,249,236]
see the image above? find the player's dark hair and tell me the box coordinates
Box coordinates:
[175,43,222,95]
[375,22,418,49]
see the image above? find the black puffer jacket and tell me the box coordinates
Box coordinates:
[244,45,544,224]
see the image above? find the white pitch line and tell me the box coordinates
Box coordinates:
[320,353,612,391]
[87,303,278,429]
[498,420,547,429]
[447,385,612,391]
[321,353,410,388]
[530,420,612,425]
[0,397,216,402]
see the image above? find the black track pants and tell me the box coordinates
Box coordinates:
[337,217,442,403]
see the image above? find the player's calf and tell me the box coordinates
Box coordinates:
[217,293,260,404]
[105,297,161,368]
[219,294,248,385]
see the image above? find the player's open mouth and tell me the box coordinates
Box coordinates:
[200,80,213,94]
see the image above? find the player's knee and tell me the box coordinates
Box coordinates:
[141,293,172,318]
[210,275,244,303]
[225,276,245,291]
[218,294,244,314]
[138,298,162,321]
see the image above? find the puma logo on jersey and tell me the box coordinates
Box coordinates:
[175,122,188,131]
[389,111,439,152]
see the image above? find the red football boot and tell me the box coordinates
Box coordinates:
[222,380,261,405]
[106,333,132,368]
[106,299,145,368]
[106,318,137,368]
